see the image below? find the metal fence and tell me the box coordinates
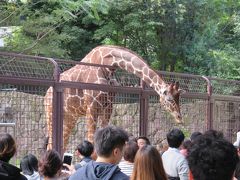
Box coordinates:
[0,51,240,165]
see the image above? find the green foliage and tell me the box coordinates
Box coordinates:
[182,0,240,79]
[0,0,240,80]
[211,45,240,80]
[1,0,106,59]
[0,0,23,26]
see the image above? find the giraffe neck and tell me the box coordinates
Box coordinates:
[83,45,167,95]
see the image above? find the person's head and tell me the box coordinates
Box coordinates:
[166,128,185,148]
[187,132,239,180]
[137,136,151,148]
[76,140,94,157]
[38,150,62,178]
[181,140,192,151]
[94,125,128,164]
[128,133,137,143]
[180,139,192,157]
[0,133,16,162]
[204,129,223,139]
[20,154,38,175]
[123,141,139,163]
[190,131,202,143]
[157,139,169,155]
[131,145,167,180]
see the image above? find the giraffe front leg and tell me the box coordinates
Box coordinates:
[45,99,53,150]
[86,106,97,143]
[63,112,78,151]
[46,114,52,150]
[44,87,54,150]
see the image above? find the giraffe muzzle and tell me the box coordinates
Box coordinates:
[174,114,183,124]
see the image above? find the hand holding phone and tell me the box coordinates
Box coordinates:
[63,153,73,165]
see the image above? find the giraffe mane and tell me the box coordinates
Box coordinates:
[97,45,149,66]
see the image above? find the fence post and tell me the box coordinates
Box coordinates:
[52,83,64,156]
[202,76,213,130]
[139,80,149,137]
[50,59,64,156]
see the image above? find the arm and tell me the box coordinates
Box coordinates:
[178,158,189,180]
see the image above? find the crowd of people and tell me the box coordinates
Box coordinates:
[0,126,239,180]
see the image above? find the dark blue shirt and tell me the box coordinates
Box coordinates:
[69,161,129,180]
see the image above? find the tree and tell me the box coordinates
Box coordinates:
[1,0,240,80]
[184,0,240,79]
[1,0,108,59]
[95,0,196,71]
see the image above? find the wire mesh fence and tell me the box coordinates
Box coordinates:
[0,52,57,80]
[0,51,240,166]
[0,83,48,165]
[148,95,208,145]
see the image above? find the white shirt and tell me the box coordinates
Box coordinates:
[24,171,40,180]
[118,161,134,176]
[162,147,189,180]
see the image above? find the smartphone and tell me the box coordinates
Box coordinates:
[63,153,73,165]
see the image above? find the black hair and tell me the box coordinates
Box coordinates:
[181,140,192,152]
[128,133,137,143]
[190,132,202,142]
[0,133,16,162]
[38,150,62,178]
[76,140,94,157]
[123,141,139,163]
[204,129,223,139]
[187,132,239,180]
[137,136,151,145]
[166,128,185,148]
[94,125,129,157]
[20,154,38,175]
[235,161,240,180]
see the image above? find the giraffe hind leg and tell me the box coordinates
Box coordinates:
[86,106,98,143]
[63,112,79,151]
[99,104,113,127]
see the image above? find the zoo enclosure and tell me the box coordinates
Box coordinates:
[0,51,239,163]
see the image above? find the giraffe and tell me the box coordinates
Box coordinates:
[44,45,184,150]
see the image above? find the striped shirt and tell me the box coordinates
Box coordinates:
[118,161,134,176]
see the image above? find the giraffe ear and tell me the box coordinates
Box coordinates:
[169,83,174,90]
[178,89,186,94]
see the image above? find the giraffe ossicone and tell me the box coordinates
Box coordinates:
[44,45,184,150]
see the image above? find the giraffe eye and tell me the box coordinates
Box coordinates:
[166,96,174,102]
[163,90,167,95]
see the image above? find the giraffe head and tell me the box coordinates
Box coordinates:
[160,82,184,124]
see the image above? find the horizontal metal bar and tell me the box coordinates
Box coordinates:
[0,76,210,99]
[0,123,15,127]
[181,92,209,99]
[0,52,115,70]
[0,51,54,61]
[212,94,240,102]
[146,90,209,99]
[59,81,209,99]
[59,81,143,94]
[157,70,204,79]
[208,77,240,84]
[0,76,55,87]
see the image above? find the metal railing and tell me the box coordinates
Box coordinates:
[0,51,240,157]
